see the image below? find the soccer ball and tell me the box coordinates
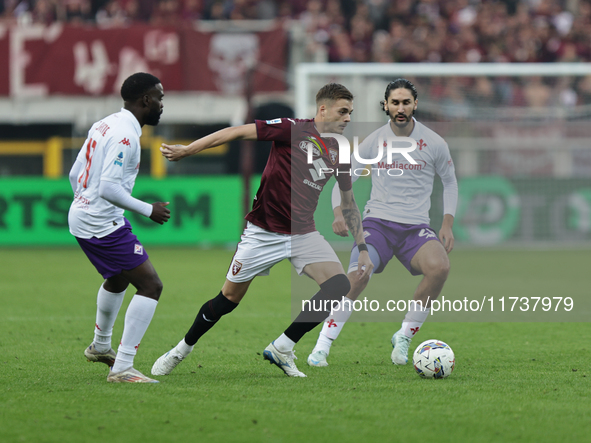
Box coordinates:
[412,339,455,379]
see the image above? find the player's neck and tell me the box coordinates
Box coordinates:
[389,118,414,137]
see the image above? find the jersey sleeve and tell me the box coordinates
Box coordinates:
[100,130,137,184]
[435,140,458,217]
[255,119,293,143]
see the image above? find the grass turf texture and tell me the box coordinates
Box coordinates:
[1,247,589,443]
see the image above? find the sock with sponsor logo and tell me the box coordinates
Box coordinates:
[282,274,351,348]
[112,295,158,373]
[313,296,354,355]
[184,292,238,346]
[93,284,126,353]
[400,302,430,339]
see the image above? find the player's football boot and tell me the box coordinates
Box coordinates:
[307,350,329,367]
[151,348,185,376]
[107,367,159,383]
[84,343,116,366]
[263,342,306,377]
[391,331,411,365]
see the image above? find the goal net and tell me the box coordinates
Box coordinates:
[296,63,591,247]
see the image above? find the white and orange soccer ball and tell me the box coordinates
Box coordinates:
[412,339,455,379]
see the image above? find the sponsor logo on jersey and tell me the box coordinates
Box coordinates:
[299,140,321,158]
[363,230,370,238]
[417,139,427,150]
[134,244,144,255]
[418,228,437,239]
[303,179,323,191]
[114,152,124,167]
[329,148,338,165]
[377,159,426,171]
[119,138,131,146]
[232,260,242,275]
[266,119,282,124]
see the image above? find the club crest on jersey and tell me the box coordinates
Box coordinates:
[134,244,144,255]
[232,260,242,276]
[266,119,282,124]
[417,139,427,150]
[114,152,123,166]
[329,148,338,165]
[119,138,131,146]
[299,141,321,158]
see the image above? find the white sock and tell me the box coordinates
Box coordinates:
[313,296,353,354]
[93,284,126,352]
[112,295,158,373]
[273,333,296,353]
[400,302,430,338]
[176,338,194,357]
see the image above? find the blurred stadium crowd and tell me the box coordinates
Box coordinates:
[2,0,591,108]
[1,1,588,63]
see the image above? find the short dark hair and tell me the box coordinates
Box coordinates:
[316,83,354,105]
[120,72,161,102]
[380,78,418,112]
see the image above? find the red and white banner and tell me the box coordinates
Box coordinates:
[0,24,286,96]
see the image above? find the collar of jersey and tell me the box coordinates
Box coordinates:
[120,108,142,138]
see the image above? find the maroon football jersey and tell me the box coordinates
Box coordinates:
[245,118,352,235]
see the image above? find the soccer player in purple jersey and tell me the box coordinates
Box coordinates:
[307,79,458,368]
[68,73,170,383]
[152,84,373,377]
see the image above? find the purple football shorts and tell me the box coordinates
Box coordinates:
[75,218,149,279]
[354,217,440,276]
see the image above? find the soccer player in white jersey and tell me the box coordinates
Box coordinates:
[68,72,170,383]
[307,78,458,367]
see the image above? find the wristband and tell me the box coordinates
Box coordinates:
[358,243,368,253]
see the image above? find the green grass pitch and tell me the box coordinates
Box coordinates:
[1,247,590,442]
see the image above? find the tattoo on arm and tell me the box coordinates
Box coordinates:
[342,208,362,239]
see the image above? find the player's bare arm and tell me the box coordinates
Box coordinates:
[439,214,455,254]
[331,205,349,237]
[340,189,373,278]
[160,124,257,161]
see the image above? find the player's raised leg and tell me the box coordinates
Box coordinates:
[265,261,350,377]
[107,259,163,383]
[151,279,244,376]
[392,240,450,365]
[307,244,380,367]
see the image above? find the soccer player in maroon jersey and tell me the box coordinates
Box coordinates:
[151,83,373,377]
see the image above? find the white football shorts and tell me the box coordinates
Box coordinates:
[226,222,340,283]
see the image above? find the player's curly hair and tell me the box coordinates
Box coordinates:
[120,73,161,102]
[316,83,354,105]
[380,78,418,115]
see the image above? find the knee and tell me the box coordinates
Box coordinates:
[140,276,163,300]
[349,273,369,294]
[425,258,450,282]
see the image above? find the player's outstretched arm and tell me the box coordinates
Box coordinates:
[439,214,455,254]
[340,188,373,279]
[160,123,258,161]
